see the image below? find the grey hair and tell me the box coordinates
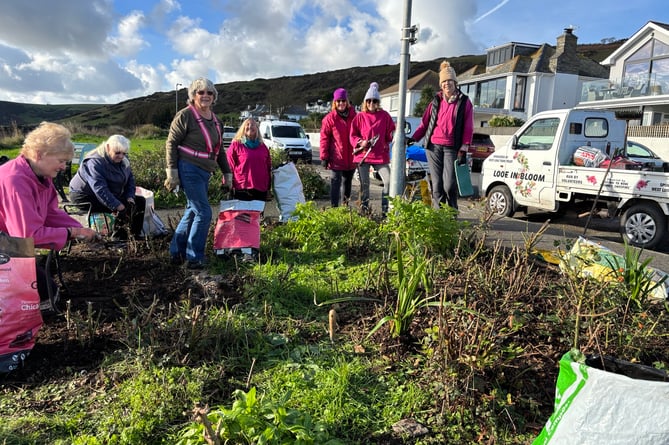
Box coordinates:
[94,134,131,167]
[187,77,218,105]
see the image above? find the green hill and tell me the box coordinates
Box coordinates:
[0,41,623,130]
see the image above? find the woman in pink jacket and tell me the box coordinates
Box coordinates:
[350,82,396,215]
[0,122,99,302]
[319,88,357,207]
[226,118,272,201]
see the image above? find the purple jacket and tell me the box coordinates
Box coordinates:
[350,110,396,164]
[320,108,357,171]
[226,140,272,192]
[0,155,81,249]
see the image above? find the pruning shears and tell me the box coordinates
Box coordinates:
[354,135,379,164]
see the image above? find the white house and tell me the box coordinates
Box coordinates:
[378,70,440,119]
[578,20,669,126]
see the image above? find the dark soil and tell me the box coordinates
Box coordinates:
[1,237,195,384]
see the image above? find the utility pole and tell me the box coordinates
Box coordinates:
[175,83,182,114]
[389,0,418,198]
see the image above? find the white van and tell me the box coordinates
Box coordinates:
[258,119,312,163]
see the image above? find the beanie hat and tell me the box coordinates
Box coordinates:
[439,61,457,84]
[333,88,348,101]
[364,82,381,101]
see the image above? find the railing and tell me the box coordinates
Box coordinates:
[581,78,667,102]
[628,124,669,138]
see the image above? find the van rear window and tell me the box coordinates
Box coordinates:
[584,118,608,138]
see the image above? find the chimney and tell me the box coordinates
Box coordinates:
[550,27,579,74]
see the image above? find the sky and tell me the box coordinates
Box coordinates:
[0,0,668,106]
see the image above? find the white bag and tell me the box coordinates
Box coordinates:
[534,351,669,444]
[272,162,305,222]
[135,187,168,238]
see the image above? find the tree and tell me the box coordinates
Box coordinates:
[413,86,436,117]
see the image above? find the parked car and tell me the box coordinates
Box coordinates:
[222,126,237,149]
[469,133,495,172]
[625,140,668,171]
[259,119,312,163]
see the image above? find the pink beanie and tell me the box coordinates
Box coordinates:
[333,88,348,101]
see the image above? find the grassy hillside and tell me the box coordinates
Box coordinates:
[0,41,623,130]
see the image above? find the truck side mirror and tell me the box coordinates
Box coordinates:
[264,132,270,139]
[511,135,519,150]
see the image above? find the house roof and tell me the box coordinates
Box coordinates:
[379,70,439,95]
[602,20,669,66]
[458,40,609,83]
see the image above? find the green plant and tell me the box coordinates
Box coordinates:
[176,387,341,444]
[604,240,668,306]
[368,233,434,339]
[488,115,525,127]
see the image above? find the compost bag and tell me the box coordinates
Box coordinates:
[0,233,43,372]
[533,351,669,444]
[272,162,305,222]
[213,199,264,257]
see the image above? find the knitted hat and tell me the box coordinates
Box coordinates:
[333,88,348,101]
[439,61,457,84]
[364,82,381,101]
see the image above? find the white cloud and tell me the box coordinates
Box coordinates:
[106,11,149,58]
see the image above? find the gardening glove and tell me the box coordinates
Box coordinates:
[164,168,180,192]
[223,173,233,187]
[321,159,329,169]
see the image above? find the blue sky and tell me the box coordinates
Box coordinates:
[0,0,667,105]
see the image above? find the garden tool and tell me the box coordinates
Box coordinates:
[355,135,379,164]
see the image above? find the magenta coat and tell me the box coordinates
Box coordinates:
[0,156,82,249]
[349,110,396,164]
[226,140,272,193]
[319,108,357,171]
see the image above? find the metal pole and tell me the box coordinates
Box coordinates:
[389,0,413,198]
[175,83,182,113]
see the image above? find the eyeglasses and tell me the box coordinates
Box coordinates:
[197,90,214,96]
[113,150,128,155]
[334,99,348,103]
[365,99,379,104]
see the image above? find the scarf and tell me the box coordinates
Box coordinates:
[242,137,261,149]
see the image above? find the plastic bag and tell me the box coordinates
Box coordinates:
[272,162,305,222]
[559,237,668,301]
[573,146,608,168]
[0,233,43,372]
[533,351,669,444]
[213,200,264,256]
[135,187,168,238]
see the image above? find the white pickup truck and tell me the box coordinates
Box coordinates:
[481,108,669,249]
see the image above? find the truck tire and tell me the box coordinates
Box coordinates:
[487,185,514,217]
[620,203,667,250]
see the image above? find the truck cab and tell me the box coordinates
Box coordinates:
[482,109,627,215]
[258,119,312,163]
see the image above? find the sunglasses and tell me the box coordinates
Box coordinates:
[365,99,379,104]
[113,150,128,155]
[197,90,214,96]
[334,99,348,103]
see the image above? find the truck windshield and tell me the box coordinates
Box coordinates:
[273,126,305,138]
[516,117,559,150]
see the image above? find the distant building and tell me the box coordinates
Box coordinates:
[378,70,440,118]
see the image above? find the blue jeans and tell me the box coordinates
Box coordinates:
[426,145,458,209]
[170,160,212,262]
[330,169,355,207]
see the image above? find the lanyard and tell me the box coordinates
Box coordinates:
[188,105,222,158]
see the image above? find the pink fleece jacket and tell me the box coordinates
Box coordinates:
[349,109,396,164]
[0,156,81,249]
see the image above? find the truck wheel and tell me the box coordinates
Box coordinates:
[620,203,667,250]
[487,185,514,217]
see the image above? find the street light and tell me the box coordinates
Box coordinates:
[175,83,182,113]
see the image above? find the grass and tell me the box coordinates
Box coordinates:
[2,134,669,443]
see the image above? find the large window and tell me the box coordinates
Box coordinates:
[513,77,526,111]
[622,38,669,95]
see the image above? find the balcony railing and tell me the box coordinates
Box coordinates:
[581,79,667,102]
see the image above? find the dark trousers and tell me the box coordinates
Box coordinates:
[69,191,146,237]
[330,169,355,207]
[233,189,270,201]
[426,145,459,210]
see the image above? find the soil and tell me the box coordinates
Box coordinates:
[1,236,209,384]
